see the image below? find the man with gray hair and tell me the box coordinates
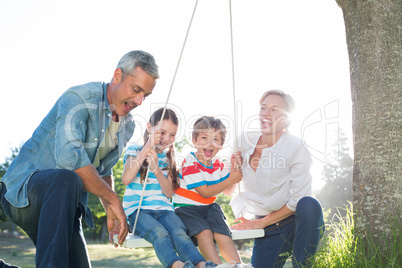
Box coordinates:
[0,50,159,267]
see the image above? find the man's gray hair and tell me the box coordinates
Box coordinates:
[117,50,159,79]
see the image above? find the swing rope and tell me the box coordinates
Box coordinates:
[229,0,242,198]
[229,0,237,154]
[131,0,199,236]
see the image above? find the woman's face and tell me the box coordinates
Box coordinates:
[259,94,288,136]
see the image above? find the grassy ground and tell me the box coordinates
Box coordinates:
[0,233,36,268]
[0,233,255,268]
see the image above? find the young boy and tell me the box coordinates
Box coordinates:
[173,116,243,266]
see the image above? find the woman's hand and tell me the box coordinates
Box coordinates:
[231,217,266,230]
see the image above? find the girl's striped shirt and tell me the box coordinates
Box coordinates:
[123,144,174,218]
[173,152,230,207]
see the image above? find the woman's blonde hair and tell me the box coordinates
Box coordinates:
[259,90,295,114]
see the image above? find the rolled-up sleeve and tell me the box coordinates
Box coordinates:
[55,91,92,170]
[286,145,312,211]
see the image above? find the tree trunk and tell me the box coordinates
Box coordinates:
[336,0,401,237]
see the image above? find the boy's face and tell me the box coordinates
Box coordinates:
[192,129,223,165]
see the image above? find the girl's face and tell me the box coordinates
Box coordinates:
[150,119,178,153]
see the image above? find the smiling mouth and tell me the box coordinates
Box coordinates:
[261,118,273,128]
[204,149,213,157]
[124,102,137,112]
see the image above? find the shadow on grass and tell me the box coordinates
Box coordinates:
[0,233,35,268]
[0,233,253,267]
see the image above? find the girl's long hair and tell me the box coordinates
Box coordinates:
[139,108,180,189]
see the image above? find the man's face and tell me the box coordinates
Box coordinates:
[109,66,156,117]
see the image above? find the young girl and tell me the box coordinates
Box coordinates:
[122,108,216,268]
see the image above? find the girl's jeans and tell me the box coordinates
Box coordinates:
[251,197,325,268]
[129,209,205,268]
[0,169,90,268]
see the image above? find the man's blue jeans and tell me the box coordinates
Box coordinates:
[251,197,325,268]
[129,209,205,268]
[0,169,90,268]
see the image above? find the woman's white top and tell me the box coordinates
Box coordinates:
[230,131,312,219]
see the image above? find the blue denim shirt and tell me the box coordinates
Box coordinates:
[1,82,135,228]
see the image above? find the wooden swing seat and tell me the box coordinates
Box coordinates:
[113,229,265,248]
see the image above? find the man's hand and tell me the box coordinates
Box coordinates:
[108,219,121,247]
[106,201,128,247]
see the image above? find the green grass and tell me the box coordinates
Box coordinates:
[312,205,356,267]
[0,234,36,268]
[310,203,401,268]
[0,235,252,268]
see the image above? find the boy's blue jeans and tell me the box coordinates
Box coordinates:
[0,169,90,268]
[129,209,205,268]
[251,197,325,268]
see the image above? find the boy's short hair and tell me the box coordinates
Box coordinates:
[192,116,227,144]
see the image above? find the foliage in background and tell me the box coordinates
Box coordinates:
[0,146,21,225]
[0,146,20,179]
[316,129,353,222]
[175,136,192,154]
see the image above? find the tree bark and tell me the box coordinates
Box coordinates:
[336,0,401,236]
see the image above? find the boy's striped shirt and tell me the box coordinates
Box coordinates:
[173,152,230,207]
